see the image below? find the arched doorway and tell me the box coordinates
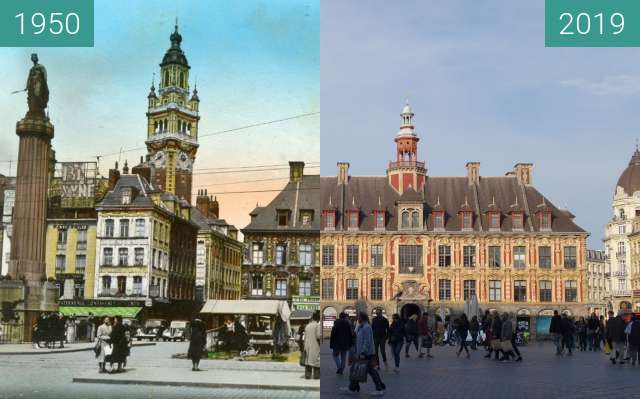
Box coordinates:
[400,303,420,320]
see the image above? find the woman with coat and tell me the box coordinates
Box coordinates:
[303,311,322,380]
[500,313,516,362]
[188,318,207,371]
[388,313,405,372]
[330,312,353,374]
[109,316,128,373]
[456,314,471,358]
[95,317,112,373]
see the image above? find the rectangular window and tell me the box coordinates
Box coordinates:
[438,245,451,267]
[322,245,334,266]
[512,213,523,230]
[300,210,313,226]
[514,280,527,302]
[375,212,385,229]
[324,212,335,229]
[117,276,126,294]
[76,229,87,250]
[251,274,263,296]
[434,212,444,229]
[55,255,66,272]
[276,244,287,266]
[539,246,552,268]
[513,246,526,268]
[321,278,334,300]
[539,280,552,302]
[370,278,383,300]
[105,219,114,237]
[564,246,577,268]
[489,280,501,302]
[134,248,144,266]
[489,213,500,230]
[118,248,128,266]
[463,245,476,267]
[299,243,313,266]
[103,248,113,265]
[278,210,289,227]
[371,245,384,267]
[462,212,472,229]
[132,276,143,295]
[57,228,67,244]
[346,245,359,267]
[135,218,145,237]
[120,219,129,237]
[488,246,501,268]
[252,243,264,264]
[299,279,312,296]
[349,212,359,229]
[540,213,551,230]
[565,280,577,302]
[275,279,287,297]
[438,279,451,301]
[101,276,111,291]
[75,254,86,272]
[463,280,476,300]
[399,245,422,273]
[346,279,359,300]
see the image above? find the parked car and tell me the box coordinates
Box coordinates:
[135,319,167,341]
[162,320,190,341]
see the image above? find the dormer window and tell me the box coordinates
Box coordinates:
[512,212,524,231]
[300,210,314,226]
[488,212,500,230]
[374,210,385,230]
[348,211,359,229]
[460,211,473,230]
[433,211,445,230]
[539,212,552,231]
[322,210,336,230]
[277,210,290,227]
[400,207,422,230]
[401,211,410,228]
[122,188,132,205]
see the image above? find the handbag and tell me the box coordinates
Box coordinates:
[501,340,514,352]
[349,359,368,383]
[104,344,113,356]
[490,339,500,350]
[466,331,473,342]
[604,340,611,355]
[93,341,101,358]
[299,349,306,367]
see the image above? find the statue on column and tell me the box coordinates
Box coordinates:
[25,53,49,119]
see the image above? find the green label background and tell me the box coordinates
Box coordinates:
[546,0,640,47]
[0,0,94,47]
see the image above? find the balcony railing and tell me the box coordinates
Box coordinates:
[612,270,628,278]
[388,160,426,170]
[76,242,87,251]
[149,285,161,298]
[616,251,627,259]
[612,289,632,297]
[56,243,67,251]
[98,288,145,298]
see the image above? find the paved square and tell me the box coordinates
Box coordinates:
[321,342,640,398]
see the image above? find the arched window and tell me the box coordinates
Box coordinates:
[411,211,420,227]
[187,123,192,133]
[401,211,410,228]
[620,208,626,220]
[163,119,168,132]
[154,121,159,133]
[163,70,169,87]
[180,72,185,88]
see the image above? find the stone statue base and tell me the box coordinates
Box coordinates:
[0,280,58,343]
[16,116,54,140]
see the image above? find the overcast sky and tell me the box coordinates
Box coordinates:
[0,0,319,232]
[320,0,640,248]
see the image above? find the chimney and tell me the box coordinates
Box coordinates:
[210,196,219,219]
[122,160,129,175]
[289,161,305,183]
[337,162,350,185]
[108,162,120,190]
[466,162,480,185]
[196,188,210,218]
[131,156,151,183]
[514,163,533,185]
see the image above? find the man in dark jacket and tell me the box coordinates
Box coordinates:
[371,309,389,368]
[587,313,600,351]
[628,315,640,366]
[560,313,575,355]
[549,310,563,355]
[330,312,353,374]
[606,310,627,364]
[484,311,503,360]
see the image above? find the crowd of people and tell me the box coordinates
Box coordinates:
[94,315,133,373]
[32,312,99,348]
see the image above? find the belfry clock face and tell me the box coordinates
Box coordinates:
[153,151,165,168]
[177,151,193,171]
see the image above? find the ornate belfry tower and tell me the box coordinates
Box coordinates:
[387,100,426,194]
[146,22,200,203]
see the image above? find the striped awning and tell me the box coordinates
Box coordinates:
[59,306,142,318]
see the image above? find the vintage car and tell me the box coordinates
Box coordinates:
[135,319,167,341]
[162,320,190,341]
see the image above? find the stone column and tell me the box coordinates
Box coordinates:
[8,117,53,281]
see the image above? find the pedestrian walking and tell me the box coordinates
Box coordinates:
[576,316,587,352]
[95,317,112,373]
[627,314,640,366]
[587,313,599,351]
[509,315,523,362]
[469,315,479,350]
[560,313,575,356]
[549,310,563,355]
[371,309,389,368]
[607,310,626,365]
[188,318,206,371]
[404,314,419,357]
[330,312,353,375]
[110,315,128,373]
[484,311,502,360]
[417,311,433,358]
[500,313,516,362]
[303,311,321,380]
[388,313,405,372]
[339,312,386,396]
[456,313,471,358]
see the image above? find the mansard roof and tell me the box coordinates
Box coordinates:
[320,174,586,234]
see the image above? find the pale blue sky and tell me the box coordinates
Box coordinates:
[321,0,640,247]
[0,0,319,230]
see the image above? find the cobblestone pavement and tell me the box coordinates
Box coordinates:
[0,341,318,399]
[321,341,640,399]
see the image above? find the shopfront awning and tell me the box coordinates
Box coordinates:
[59,306,142,318]
[290,309,314,321]
[199,300,289,316]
